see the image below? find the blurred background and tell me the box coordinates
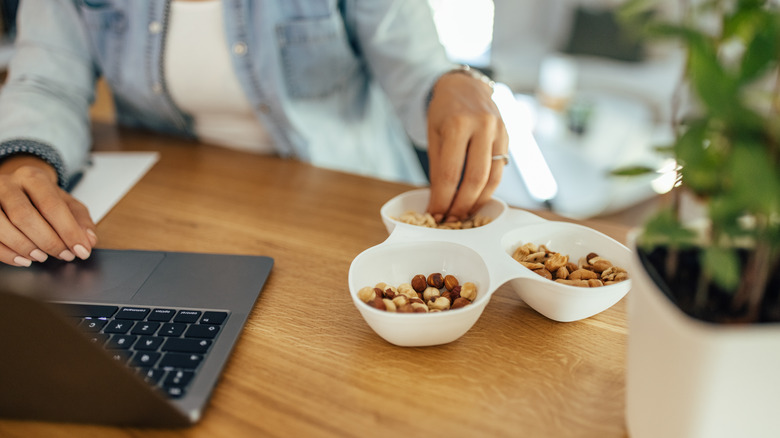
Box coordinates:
[0,0,683,225]
[430,0,684,225]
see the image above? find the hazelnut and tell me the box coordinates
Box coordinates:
[428,296,451,311]
[440,290,453,303]
[383,298,397,312]
[397,283,418,299]
[392,295,409,308]
[451,297,471,309]
[460,282,477,301]
[427,273,444,289]
[444,275,459,291]
[410,302,428,313]
[383,288,397,299]
[449,285,461,301]
[397,303,414,313]
[422,287,441,302]
[368,297,386,310]
[375,282,390,292]
[358,286,377,303]
[411,274,427,293]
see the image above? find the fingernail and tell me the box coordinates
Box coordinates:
[59,249,76,261]
[13,256,32,267]
[29,249,48,263]
[73,244,91,260]
[445,215,458,223]
[433,214,444,223]
[86,229,98,246]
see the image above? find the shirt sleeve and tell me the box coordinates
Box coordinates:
[0,0,97,188]
[342,0,455,148]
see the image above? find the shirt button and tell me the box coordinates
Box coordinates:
[149,21,162,34]
[232,42,248,56]
[152,83,163,94]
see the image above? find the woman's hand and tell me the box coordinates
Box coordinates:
[0,155,96,266]
[426,69,509,223]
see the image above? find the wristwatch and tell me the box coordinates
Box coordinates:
[426,64,495,110]
[450,64,495,89]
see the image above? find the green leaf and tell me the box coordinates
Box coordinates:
[738,12,780,84]
[639,207,697,249]
[728,141,780,214]
[702,246,741,291]
[675,121,723,195]
[610,166,657,176]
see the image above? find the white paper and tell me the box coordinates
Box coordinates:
[70,151,160,223]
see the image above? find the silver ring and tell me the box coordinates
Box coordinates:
[492,154,510,166]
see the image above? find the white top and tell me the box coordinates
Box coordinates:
[165,0,275,153]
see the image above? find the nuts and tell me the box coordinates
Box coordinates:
[394,211,492,230]
[427,273,444,289]
[511,242,629,287]
[444,274,459,291]
[411,274,427,293]
[360,273,478,313]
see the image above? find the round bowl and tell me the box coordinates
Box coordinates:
[379,188,508,235]
[348,240,493,346]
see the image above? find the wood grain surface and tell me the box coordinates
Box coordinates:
[0,124,630,437]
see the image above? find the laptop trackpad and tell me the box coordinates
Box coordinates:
[2,250,164,302]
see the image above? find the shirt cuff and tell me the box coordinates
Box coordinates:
[0,139,68,188]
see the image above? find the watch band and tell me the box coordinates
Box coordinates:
[425,65,495,110]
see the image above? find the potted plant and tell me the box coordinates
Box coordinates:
[615,1,780,437]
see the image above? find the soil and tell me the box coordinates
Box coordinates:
[638,246,780,324]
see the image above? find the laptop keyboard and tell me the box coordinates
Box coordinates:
[56,303,229,399]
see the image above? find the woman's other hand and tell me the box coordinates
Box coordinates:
[0,155,96,266]
[425,69,508,223]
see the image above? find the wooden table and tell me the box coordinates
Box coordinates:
[0,124,631,437]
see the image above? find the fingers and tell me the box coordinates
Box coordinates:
[0,167,96,266]
[426,123,469,222]
[470,124,509,214]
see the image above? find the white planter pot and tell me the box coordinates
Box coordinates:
[626,235,780,438]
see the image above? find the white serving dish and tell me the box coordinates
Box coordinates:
[348,189,632,347]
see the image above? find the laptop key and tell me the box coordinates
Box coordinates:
[139,368,166,386]
[162,338,212,354]
[108,350,132,364]
[104,320,134,334]
[85,333,110,346]
[200,311,228,325]
[106,334,137,349]
[185,324,220,339]
[131,321,161,335]
[132,352,161,368]
[115,307,151,320]
[162,370,194,388]
[135,336,164,351]
[159,323,187,337]
[147,308,176,322]
[79,318,108,332]
[159,353,203,370]
[173,310,201,324]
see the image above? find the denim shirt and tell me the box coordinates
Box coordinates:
[0,0,453,187]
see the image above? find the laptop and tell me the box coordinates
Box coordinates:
[0,248,273,427]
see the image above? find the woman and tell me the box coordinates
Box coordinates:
[0,0,508,267]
